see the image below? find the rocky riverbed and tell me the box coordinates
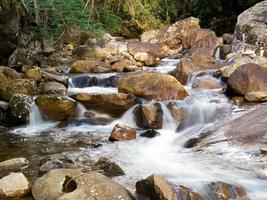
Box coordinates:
[0,1,267,200]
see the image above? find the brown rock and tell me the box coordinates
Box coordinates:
[134,52,158,66]
[70,60,110,73]
[0,66,22,79]
[25,67,42,81]
[40,81,67,95]
[228,63,267,96]
[95,157,125,177]
[222,33,234,44]
[193,76,223,90]
[134,102,163,129]
[109,124,136,141]
[176,185,206,200]
[245,91,267,102]
[35,95,77,121]
[72,93,138,116]
[118,72,188,100]
[167,102,184,124]
[111,59,137,72]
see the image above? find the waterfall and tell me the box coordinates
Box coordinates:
[29,102,45,126]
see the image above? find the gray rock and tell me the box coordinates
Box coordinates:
[40,81,67,95]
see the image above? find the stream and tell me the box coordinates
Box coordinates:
[1,57,267,199]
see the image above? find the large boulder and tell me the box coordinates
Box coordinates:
[9,94,33,124]
[0,158,29,179]
[227,63,267,97]
[0,79,38,101]
[70,60,111,73]
[232,1,267,57]
[35,95,77,121]
[72,93,138,116]
[134,102,163,129]
[141,17,201,56]
[0,172,30,199]
[118,72,188,101]
[94,157,125,177]
[109,124,136,141]
[32,169,134,200]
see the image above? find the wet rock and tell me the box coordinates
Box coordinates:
[70,60,111,73]
[167,102,184,126]
[134,102,163,129]
[25,67,42,81]
[136,174,179,200]
[140,130,160,138]
[0,79,39,101]
[232,1,267,57]
[223,33,234,44]
[128,41,166,59]
[35,95,77,121]
[220,45,232,60]
[228,63,267,97]
[109,124,136,141]
[208,181,248,200]
[141,17,200,56]
[111,59,137,72]
[40,81,67,95]
[9,94,33,124]
[230,96,245,106]
[192,76,223,90]
[175,185,206,200]
[72,93,138,116]
[0,172,30,198]
[118,72,188,101]
[32,169,133,200]
[94,157,125,177]
[0,158,29,178]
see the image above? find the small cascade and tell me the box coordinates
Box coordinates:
[186,70,214,89]
[77,103,87,118]
[159,102,179,130]
[110,105,138,128]
[29,102,45,126]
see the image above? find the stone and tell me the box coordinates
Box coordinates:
[232,1,267,57]
[70,60,111,73]
[0,173,30,198]
[0,158,29,178]
[228,63,267,96]
[192,76,223,90]
[72,93,138,116]
[220,45,232,60]
[118,72,188,101]
[0,100,8,110]
[42,71,68,86]
[176,185,206,200]
[35,95,77,121]
[32,169,133,200]
[111,59,137,72]
[141,17,201,56]
[0,66,22,79]
[40,81,67,95]
[140,130,160,138]
[109,124,136,141]
[94,157,125,177]
[222,33,234,44]
[167,102,184,124]
[134,102,163,129]
[0,79,39,101]
[136,174,178,200]
[9,94,33,124]
[25,67,42,81]
[208,181,248,200]
[134,52,158,66]
[245,91,267,102]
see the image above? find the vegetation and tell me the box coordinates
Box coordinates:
[22,0,262,42]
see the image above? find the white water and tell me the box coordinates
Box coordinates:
[68,86,118,95]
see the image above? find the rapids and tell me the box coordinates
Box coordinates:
[5,57,267,199]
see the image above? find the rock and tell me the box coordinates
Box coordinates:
[111,59,137,72]
[42,71,68,86]
[208,181,248,200]
[228,63,267,96]
[245,91,267,102]
[140,130,160,138]
[40,81,67,95]
[127,41,166,59]
[9,94,33,124]
[0,66,22,79]
[32,169,133,200]
[134,52,158,66]
[0,158,29,178]
[192,76,223,90]
[0,100,8,110]
[118,72,188,101]
[230,96,245,106]
[167,102,184,124]
[136,174,178,200]
[70,60,111,73]
[141,17,201,56]
[94,157,125,177]
[0,173,30,198]
[25,67,42,81]
[109,124,136,141]
[0,79,38,101]
[134,102,163,129]
[72,93,138,116]
[232,1,267,57]
[223,33,234,44]
[35,95,77,121]
[220,45,232,59]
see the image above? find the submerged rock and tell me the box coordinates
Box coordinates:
[109,124,136,141]
[118,72,188,101]
[94,157,125,177]
[134,102,163,129]
[32,169,134,200]
[0,172,30,198]
[140,129,160,138]
[35,95,77,121]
